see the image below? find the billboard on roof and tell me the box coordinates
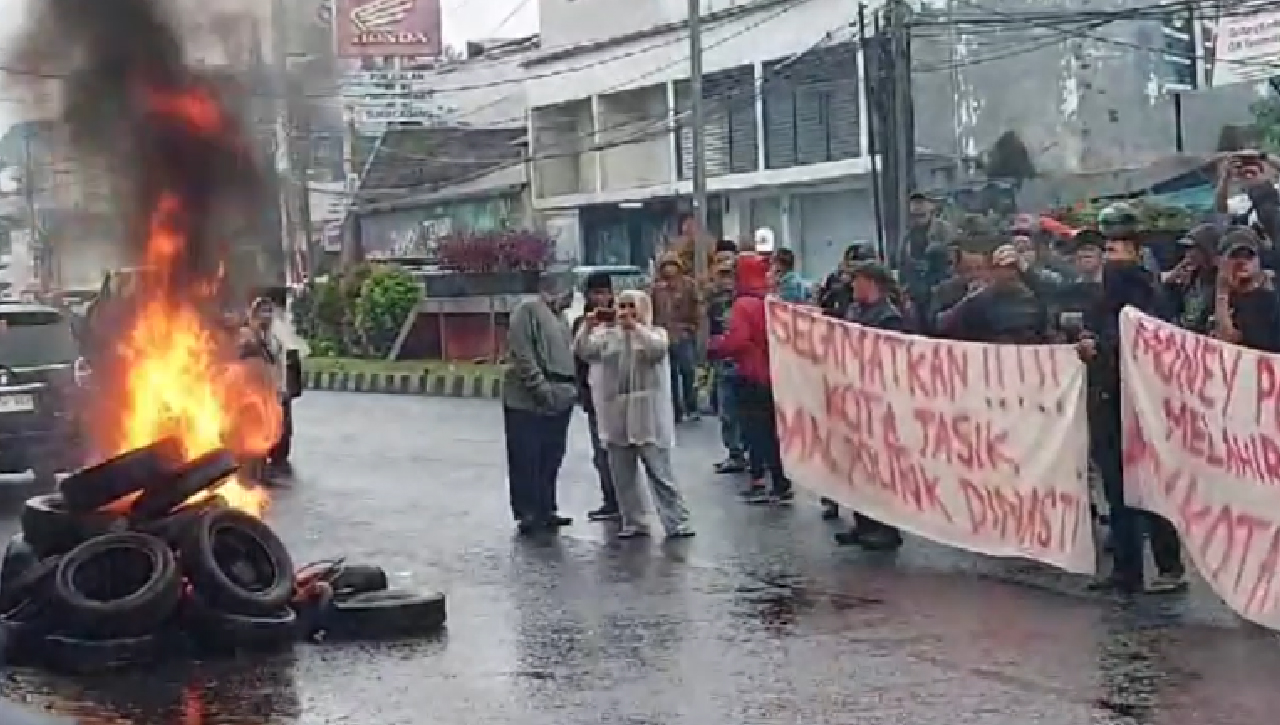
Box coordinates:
[334,0,442,58]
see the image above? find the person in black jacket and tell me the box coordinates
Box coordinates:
[1214,227,1280,353]
[937,244,1049,344]
[1078,230,1186,594]
[575,272,619,521]
[1160,223,1220,334]
[817,242,875,319]
[833,262,906,551]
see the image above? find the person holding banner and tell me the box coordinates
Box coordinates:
[709,253,794,504]
[831,261,907,550]
[574,289,695,540]
[1078,222,1187,594]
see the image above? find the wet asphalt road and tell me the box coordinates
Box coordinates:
[2,392,1280,724]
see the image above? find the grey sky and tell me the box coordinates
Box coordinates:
[0,0,540,129]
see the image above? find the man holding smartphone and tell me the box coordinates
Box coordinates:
[575,272,620,522]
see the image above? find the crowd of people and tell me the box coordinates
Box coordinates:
[501,150,1280,593]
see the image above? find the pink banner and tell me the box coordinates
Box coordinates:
[334,0,442,58]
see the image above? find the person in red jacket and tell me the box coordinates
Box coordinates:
[708,253,793,504]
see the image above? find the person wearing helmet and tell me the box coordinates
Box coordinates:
[1098,202,1160,274]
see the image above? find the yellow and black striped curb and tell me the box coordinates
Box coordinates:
[303,369,502,399]
[305,364,715,400]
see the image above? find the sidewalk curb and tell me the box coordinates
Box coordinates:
[303,370,502,399]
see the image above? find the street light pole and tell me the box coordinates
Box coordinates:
[687,0,709,283]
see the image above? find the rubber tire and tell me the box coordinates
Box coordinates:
[20,493,125,557]
[38,633,164,674]
[0,554,59,617]
[328,564,389,596]
[30,461,57,490]
[181,507,294,617]
[59,437,183,513]
[134,495,227,545]
[52,532,182,639]
[325,589,446,639]
[129,448,238,523]
[0,535,37,602]
[184,596,298,653]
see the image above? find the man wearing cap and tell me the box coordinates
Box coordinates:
[927,236,992,329]
[574,272,620,521]
[1160,223,1221,335]
[1051,230,1106,337]
[816,242,875,319]
[899,192,953,332]
[1214,226,1280,352]
[833,260,907,550]
[937,243,1048,344]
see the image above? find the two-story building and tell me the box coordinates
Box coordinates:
[524,0,881,275]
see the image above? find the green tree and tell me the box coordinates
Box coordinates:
[1249,99,1280,152]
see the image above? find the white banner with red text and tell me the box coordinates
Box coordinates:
[1121,307,1280,628]
[766,298,1096,574]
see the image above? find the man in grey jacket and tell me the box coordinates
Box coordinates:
[503,271,579,534]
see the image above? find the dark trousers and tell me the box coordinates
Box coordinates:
[669,337,699,417]
[504,406,573,523]
[268,397,293,464]
[736,379,790,492]
[1091,402,1184,583]
[585,407,617,510]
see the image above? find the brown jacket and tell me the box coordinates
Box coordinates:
[651,255,701,339]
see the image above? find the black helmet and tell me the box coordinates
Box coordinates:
[1097,202,1141,240]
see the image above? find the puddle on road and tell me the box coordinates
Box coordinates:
[8,656,301,724]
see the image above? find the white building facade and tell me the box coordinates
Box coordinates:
[524,0,880,275]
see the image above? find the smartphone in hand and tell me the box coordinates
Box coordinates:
[594,306,616,323]
[1059,310,1084,335]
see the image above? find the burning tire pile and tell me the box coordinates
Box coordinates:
[0,439,446,674]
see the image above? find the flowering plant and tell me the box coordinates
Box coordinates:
[435,231,554,272]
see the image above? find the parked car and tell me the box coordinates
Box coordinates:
[0,302,90,485]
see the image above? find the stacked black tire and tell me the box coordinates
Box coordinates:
[0,439,446,674]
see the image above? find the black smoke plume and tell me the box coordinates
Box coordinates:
[9,0,266,298]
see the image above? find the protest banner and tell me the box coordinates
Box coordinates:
[1121,307,1280,629]
[766,298,1095,573]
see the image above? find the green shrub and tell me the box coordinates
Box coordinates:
[355,265,423,358]
[297,263,422,359]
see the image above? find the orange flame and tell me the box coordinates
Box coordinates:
[99,85,279,518]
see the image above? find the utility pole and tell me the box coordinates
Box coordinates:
[858,3,885,258]
[21,131,43,291]
[289,86,317,279]
[333,7,361,269]
[889,0,912,262]
[687,0,709,282]
[270,0,300,287]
